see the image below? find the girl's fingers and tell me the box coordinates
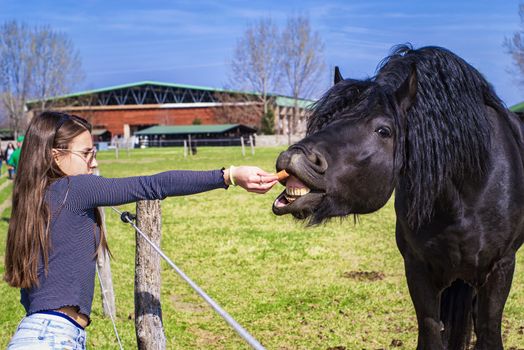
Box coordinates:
[255,168,277,181]
[252,180,278,192]
[256,169,277,176]
[243,179,278,193]
[248,174,278,184]
[260,174,278,182]
[234,167,280,192]
[258,180,278,189]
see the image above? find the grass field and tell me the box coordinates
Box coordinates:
[0,146,523,349]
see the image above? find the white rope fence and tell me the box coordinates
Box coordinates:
[110,206,266,350]
[96,267,124,349]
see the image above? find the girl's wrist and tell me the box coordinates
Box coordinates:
[228,165,237,186]
[223,167,232,186]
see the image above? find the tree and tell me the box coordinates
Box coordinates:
[505,4,524,87]
[281,15,325,144]
[229,18,282,116]
[260,109,275,135]
[31,26,84,111]
[0,21,83,137]
[213,91,263,129]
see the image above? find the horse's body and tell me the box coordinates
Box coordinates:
[395,104,524,349]
[273,45,524,349]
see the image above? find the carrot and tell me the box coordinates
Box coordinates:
[276,170,290,181]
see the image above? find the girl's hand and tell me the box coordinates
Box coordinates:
[226,166,278,194]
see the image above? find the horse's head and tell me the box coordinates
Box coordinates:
[273,67,416,224]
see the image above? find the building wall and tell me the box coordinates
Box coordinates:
[60,106,220,137]
[274,105,309,137]
[40,99,306,138]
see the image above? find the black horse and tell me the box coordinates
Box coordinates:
[273,45,524,349]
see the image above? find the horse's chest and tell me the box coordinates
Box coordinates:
[398,228,494,284]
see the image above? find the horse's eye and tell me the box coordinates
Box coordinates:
[375,126,392,138]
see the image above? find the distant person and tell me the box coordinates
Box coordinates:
[7,135,24,178]
[4,111,278,349]
[191,139,198,155]
[5,142,15,179]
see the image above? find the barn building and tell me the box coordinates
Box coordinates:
[26,81,314,141]
[134,124,257,147]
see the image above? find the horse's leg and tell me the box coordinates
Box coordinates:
[473,254,515,350]
[404,260,445,350]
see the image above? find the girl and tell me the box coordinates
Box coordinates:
[4,111,278,349]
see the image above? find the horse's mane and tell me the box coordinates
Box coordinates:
[308,44,511,228]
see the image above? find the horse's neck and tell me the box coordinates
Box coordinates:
[396,107,524,231]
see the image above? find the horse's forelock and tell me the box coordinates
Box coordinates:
[307,80,380,135]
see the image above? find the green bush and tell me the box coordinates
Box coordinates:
[260,109,275,135]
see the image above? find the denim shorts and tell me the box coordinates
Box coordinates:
[8,312,87,349]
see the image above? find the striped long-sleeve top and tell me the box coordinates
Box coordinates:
[21,170,227,320]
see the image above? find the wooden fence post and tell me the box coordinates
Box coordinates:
[96,207,117,318]
[94,169,117,318]
[249,134,255,155]
[135,200,166,350]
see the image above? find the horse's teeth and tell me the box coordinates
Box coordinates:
[285,194,297,202]
[285,187,311,197]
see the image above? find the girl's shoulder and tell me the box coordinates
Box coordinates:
[49,174,99,190]
[47,175,101,204]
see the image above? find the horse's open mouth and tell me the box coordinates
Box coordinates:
[273,173,324,216]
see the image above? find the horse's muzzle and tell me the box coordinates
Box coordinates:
[275,144,327,190]
[272,145,327,217]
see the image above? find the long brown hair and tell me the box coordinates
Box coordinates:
[4,111,109,288]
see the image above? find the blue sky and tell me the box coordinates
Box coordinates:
[1,0,523,106]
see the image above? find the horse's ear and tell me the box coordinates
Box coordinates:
[395,64,417,114]
[334,66,344,85]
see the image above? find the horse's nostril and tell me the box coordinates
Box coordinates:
[285,144,328,174]
[309,151,328,172]
[309,154,321,166]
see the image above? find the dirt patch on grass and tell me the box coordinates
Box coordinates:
[342,270,385,281]
[189,326,226,348]
[169,294,206,313]
[390,339,403,347]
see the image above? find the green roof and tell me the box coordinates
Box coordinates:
[275,96,315,109]
[510,101,524,113]
[134,124,246,135]
[27,81,260,104]
[27,81,317,107]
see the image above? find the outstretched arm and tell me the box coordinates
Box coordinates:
[63,167,279,211]
[64,170,227,210]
